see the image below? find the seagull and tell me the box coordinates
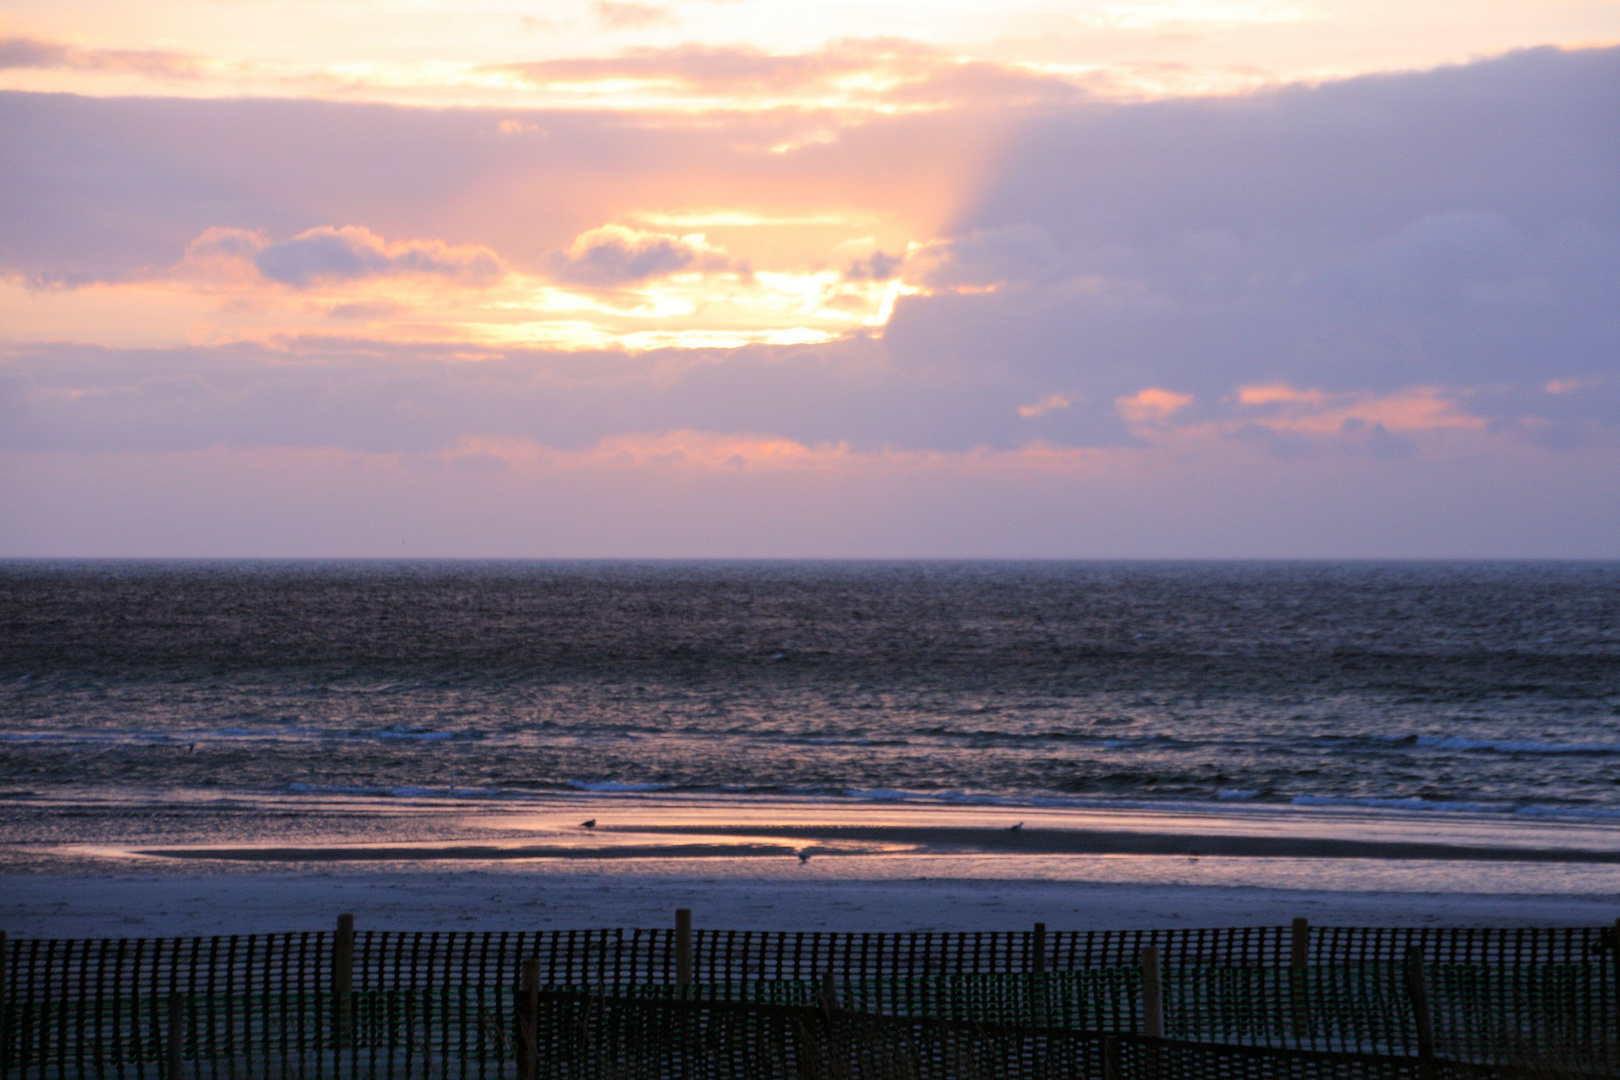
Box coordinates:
[580,819,596,829]
[1009,822,1023,831]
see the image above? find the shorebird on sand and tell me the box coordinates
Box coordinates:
[1009,822,1023,831]
[580,819,596,829]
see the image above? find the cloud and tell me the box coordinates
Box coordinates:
[843,250,902,281]
[590,2,679,30]
[1231,384,1481,433]
[326,301,405,322]
[872,45,1619,445]
[0,34,198,78]
[548,225,744,286]
[1018,393,1071,417]
[498,38,935,95]
[905,225,1064,290]
[2,30,1619,555]
[0,36,69,68]
[1371,210,1521,286]
[0,85,1001,285]
[238,227,505,288]
[491,38,1090,108]
[1117,387,1192,422]
[0,46,1616,464]
[1236,385,1326,407]
[7,416,1616,558]
[2,331,1615,557]
[880,59,1088,108]
[184,227,269,264]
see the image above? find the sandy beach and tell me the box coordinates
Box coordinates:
[4,868,1614,940]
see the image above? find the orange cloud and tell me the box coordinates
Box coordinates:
[1234,383,1482,433]
[1117,387,1193,422]
[1235,384,1326,407]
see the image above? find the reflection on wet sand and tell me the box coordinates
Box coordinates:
[115,794,1620,867]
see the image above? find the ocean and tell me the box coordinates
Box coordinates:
[3,560,1618,889]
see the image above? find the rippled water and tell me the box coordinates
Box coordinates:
[3,561,1617,839]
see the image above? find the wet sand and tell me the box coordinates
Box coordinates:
[134,824,1620,864]
[77,792,1620,865]
[7,795,1615,938]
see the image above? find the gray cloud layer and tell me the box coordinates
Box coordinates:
[248,227,505,287]
[873,46,1619,447]
[548,226,743,285]
[1,45,1616,458]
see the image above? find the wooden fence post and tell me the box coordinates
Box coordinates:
[1404,945,1436,1077]
[675,908,693,990]
[1140,945,1164,1039]
[819,970,838,1011]
[332,913,355,1051]
[518,958,540,1080]
[166,991,184,1080]
[1032,922,1046,973]
[1289,917,1310,1040]
[518,958,544,1080]
[1101,1034,1122,1080]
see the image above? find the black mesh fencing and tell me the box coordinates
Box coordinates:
[3,923,1616,1077]
[532,992,1600,1080]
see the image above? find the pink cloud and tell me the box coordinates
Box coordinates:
[1234,384,1483,434]
[1117,387,1193,422]
[1236,384,1327,407]
[498,38,937,95]
[7,422,1615,558]
[1017,393,1072,418]
[484,36,1081,106]
[590,2,679,30]
[0,34,199,78]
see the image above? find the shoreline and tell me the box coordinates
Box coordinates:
[7,794,1616,938]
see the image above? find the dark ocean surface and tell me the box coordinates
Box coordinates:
[3,561,1617,833]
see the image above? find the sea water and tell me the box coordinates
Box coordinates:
[2,561,1617,886]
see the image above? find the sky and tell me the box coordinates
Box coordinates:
[1,2,1617,557]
